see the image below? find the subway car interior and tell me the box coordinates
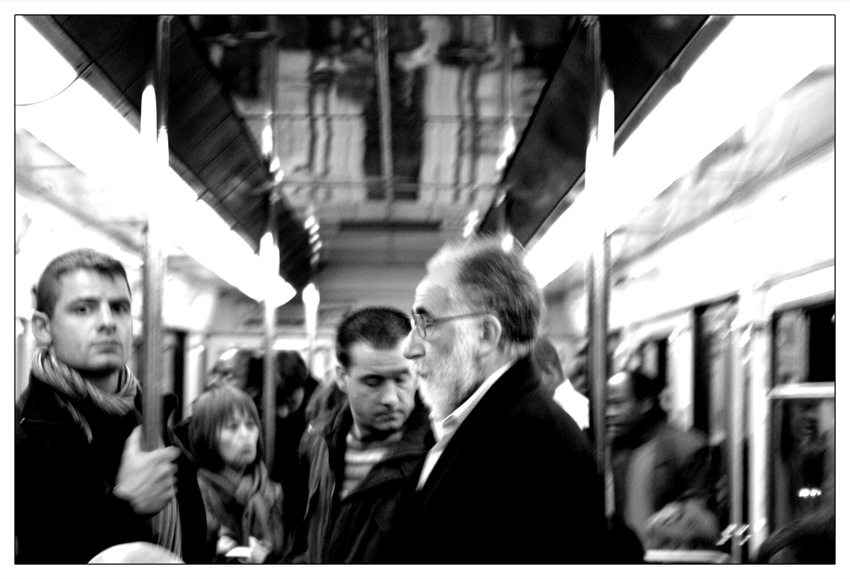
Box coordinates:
[14,14,837,566]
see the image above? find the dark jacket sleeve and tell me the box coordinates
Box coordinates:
[15,414,151,563]
[280,426,321,563]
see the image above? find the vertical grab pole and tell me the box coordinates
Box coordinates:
[141,15,172,452]
[373,15,394,206]
[262,224,278,469]
[263,15,280,469]
[141,15,182,558]
[583,16,615,513]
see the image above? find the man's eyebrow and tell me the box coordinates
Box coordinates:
[412,306,432,317]
[66,297,99,307]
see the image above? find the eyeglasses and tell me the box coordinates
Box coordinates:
[409,311,489,339]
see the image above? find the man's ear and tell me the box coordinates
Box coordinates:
[335,364,349,394]
[31,311,52,347]
[478,314,503,357]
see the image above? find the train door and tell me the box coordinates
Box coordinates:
[693,298,748,561]
[766,301,835,547]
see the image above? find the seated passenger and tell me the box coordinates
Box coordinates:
[189,385,285,563]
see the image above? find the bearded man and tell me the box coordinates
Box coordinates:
[399,236,605,563]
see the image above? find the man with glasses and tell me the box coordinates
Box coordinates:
[399,236,605,563]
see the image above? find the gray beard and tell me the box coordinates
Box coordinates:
[418,358,483,422]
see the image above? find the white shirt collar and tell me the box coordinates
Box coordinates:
[431,358,517,442]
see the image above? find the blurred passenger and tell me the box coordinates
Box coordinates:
[286,307,433,563]
[399,236,605,563]
[533,336,590,432]
[189,385,285,563]
[303,373,347,433]
[207,349,251,392]
[243,354,267,420]
[642,500,730,564]
[607,369,715,548]
[15,248,208,563]
[268,350,319,531]
[568,341,590,398]
[208,349,265,422]
[754,506,835,564]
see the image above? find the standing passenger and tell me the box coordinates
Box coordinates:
[15,248,208,563]
[533,336,591,433]
[399,236,605,563]
[606,369,715,548]
[189,385,285,563]
[268,350,319,533]
[286,306,434,563]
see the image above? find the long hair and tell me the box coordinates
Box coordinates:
[189,385,264,472]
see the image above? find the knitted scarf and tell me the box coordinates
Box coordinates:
[198,461,284,559]
[30,348,139,443]
[30,347,183,558]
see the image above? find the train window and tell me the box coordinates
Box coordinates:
[636,337,667,389]
[773,301,835,385]
[768,300,835,535]
[768,396,835,532]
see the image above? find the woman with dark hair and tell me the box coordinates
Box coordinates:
[189,385,284,563]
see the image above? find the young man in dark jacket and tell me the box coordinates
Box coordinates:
[15,248,208,563]
[286,307,434,563]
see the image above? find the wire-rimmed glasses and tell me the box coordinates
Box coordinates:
[409,311,489,339]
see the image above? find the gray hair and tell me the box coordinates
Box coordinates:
[427,236,543,357]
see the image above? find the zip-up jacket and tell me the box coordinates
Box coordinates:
[286,396,434,563]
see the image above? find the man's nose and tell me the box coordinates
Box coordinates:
[403,331,423,359]
[379,382,400,406]
[97,303,116,329]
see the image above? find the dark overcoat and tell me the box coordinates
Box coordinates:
[398,356,606,564]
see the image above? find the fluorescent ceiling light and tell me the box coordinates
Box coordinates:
[15,18,296,307]
[525,15,834,288]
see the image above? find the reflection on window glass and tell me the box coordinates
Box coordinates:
[770,397,835,531]
[774,310,809,385]
[773,302,835,384]
[694,300,739,537]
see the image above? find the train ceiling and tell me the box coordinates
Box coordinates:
[24,15,313,292]
[478,15,716,242]
[21,14,777,327]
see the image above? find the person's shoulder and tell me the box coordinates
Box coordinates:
[655,421,708,455]
[16,379,66,425]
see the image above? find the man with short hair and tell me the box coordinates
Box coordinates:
[15,248,207,563]
[606,369,715,548]
[399,236,605,563]
[533,336,590,432]
[286,306,434,563]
